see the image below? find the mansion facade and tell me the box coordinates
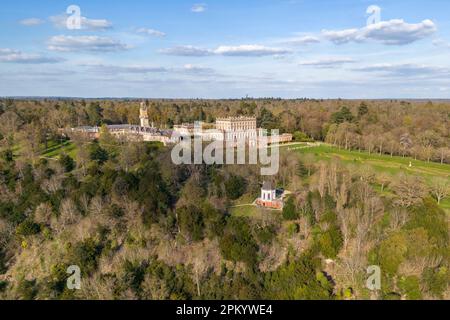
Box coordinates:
[71,102,176,145]
[173,116,293,146]
[71,102,293,146]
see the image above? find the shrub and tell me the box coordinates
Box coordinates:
[282,196,298,220]
[59,154,75,172]
[287,223,300,237]
[16,279,37,300]
[177,205,204,242]
[16,220,41,236]
[264,252,334,300]
[255,226,276,244]
[422,267,449,298]
[225,175,246,200]
[89,143,109,164]
[293,131,314,142]
[398,276,422,300]
[377,233,407,275]
[67,238,102,275]
[219,218,258,266]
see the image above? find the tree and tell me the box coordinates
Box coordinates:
[99,124,116,150]
[258,107,279,130]
[264,252,334,299]
[219,217,258,266]
[67,238,102,275]
[87,102,103,126]
[16,279,37,300]
[177,205,204,242]
[225,175,246,200]
[422,267,449,298]
[398,276,422,300]
[315,211,343,259]
[0,111,22,146]
[392,174,428,207]
[377,172,392,192]
[430,178,450,205]
[136,162,170,225]
[377,232,407,275]
[330,106,354,124]
[59,154,75,173]
[358,102,369,118]
[437,147,450,165]
[296,161,309,178]
[89,143,109,164]
[399,133,413,157]
[282,196,298,220]
[16,220,41,236]
[293,131,312,142]
[18,122,43,163]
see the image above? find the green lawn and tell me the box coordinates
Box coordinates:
[283,144,450,214]
[230,205,260,218]
[288,144,450,181]
[41,141,78,159]
[441,198,450,212]
[1,139,78,161]
[231,193,257,206]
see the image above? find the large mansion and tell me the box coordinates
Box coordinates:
[71,102,293,146]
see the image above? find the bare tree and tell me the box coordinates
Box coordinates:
[437,147,450,165]
[0,111,22,146]
[34,203,53,225]
[377,172,392,192]
[430,178,450,205]
[392,174,428,207]
[399,133,412,157]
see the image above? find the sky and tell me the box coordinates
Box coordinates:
[1,0,450,99]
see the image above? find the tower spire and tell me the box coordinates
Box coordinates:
[139,101,150,127]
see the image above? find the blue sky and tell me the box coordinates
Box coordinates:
[1,0,450,98]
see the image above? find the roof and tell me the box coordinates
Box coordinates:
[262,181,274,191]
[216,116,257,122]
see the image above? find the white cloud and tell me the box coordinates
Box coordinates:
[432,39,450,49]
[298,57,356,68]
[214,45,291,56]
[191,4,207,13]
[0,48,64,64]
[136,28,166,37]
[79,62,215,77]
[50,14,112,31]
[82,63,168,74]
[19,18,45,26]
[322,29,360,45]
[48,35,130,52]
[354,63,450,78]
[160,44,291,57]
[159,45,213,56]
[280,35,321,46]
[182,64,215,74]
[323,19,436,45]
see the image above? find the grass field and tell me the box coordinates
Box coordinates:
[281,143,450,214]
[1,140,79,160]
[41,141,78,159]
[230,205,260,217]
[286,144,450,181]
